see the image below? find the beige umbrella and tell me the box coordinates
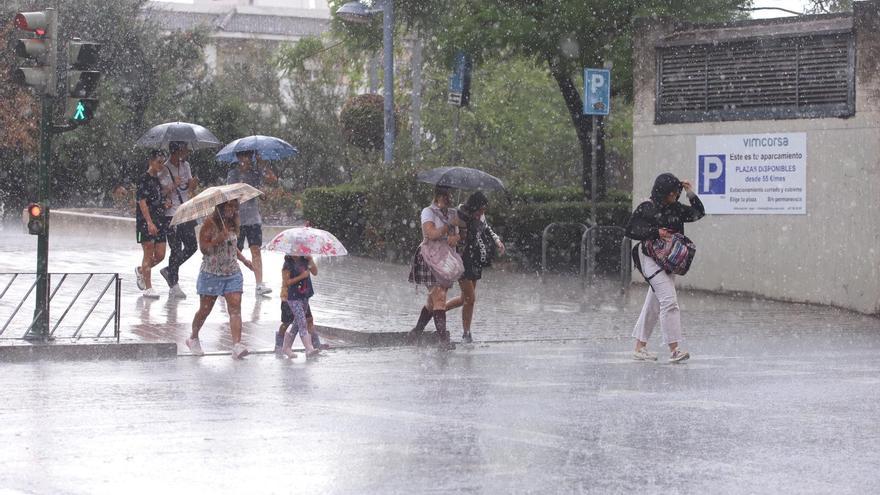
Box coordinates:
[170,183,262,226]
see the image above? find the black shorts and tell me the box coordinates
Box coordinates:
[237,224,263,250]
[461,258,483,281]
[280,300,312,324]
[136,216,170,244]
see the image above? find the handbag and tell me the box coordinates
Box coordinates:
[642,232,697,276]
[420,239,465,287]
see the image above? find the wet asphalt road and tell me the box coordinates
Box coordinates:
[1,336,879,494]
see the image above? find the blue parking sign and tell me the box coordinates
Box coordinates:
[583,68,610,116]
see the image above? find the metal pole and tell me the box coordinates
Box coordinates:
[589,115,598,282]
[451,106,461,164]
[382,0,395,165]
[410,34,422,162]
[27,95,52,341]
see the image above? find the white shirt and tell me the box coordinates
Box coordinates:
[420,204,457,239]
[158,160,193,217]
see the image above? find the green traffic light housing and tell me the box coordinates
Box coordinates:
[66,40,101,125]
[12,10,57,96]
[26,202,46,235]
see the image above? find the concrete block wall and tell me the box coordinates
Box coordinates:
[632,3,880,314]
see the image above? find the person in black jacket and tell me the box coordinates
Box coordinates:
[625,172,705,363]
[445,191,505,343]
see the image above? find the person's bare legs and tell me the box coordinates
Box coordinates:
[152,242,166,265]
[141,242,156,289]
[249,245,263,285]
[191,295,217,339]
[429,286,453,349]
[224,292,243,344]
[460,280,477,335]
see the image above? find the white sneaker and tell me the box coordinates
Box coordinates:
[670,349,690,363]
[632,348,658,361]
[170,284,187,299]
[135,266,145,290]
[255,284,272,296]
[142,287,160,299]
[232,343,249,359]
[185,337,204,356]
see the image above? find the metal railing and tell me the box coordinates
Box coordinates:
[541,222,591,283]
[0,273,121,342]
[581,226,632,292]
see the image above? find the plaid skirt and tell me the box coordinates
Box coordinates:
[408,245,441,287]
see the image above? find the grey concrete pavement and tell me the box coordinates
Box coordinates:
[1,335,879,494]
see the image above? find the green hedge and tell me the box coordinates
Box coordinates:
[302,185,367,253]
[302,174,632,270]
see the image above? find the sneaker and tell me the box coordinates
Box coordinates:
[134,266,145,290]
[159,267,172,288]
[142,287,160,299]
[232,343,249,359]
[405,327,423,345]
[255,283,273,296]
[633,348,658,361]
[461,332,473,344]
[185,337,204,356]
[170,284,187,299]
[306,349,321,359]
[670,349,690,363]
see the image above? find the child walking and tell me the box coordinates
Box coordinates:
[279,255,321,359]
[275,258,328,356]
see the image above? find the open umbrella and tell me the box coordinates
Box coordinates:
[417,166,505,191]
[265,227,348,257]
[215,135,298,162]
[136,121,222,150]
[170,183,262,226]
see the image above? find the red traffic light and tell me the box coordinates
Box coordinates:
[14,12,48,35]
[28,203,43,218]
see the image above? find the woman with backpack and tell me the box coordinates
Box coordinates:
[625,173,705,363]
[445,191,505,343]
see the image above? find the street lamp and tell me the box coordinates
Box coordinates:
[337,0,395,165]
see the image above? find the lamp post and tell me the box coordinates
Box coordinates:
[337,0,395,166]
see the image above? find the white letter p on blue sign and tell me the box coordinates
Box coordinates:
[698,155,726,194]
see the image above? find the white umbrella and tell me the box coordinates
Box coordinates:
[170,183,262,226]
[265,227,348,257]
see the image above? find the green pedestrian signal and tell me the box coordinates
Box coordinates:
[73,101,86,120]
[66,98,97,123]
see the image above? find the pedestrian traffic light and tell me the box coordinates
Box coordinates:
[27,203,46,236]
[65,40,101,124]
[12,9,58,96]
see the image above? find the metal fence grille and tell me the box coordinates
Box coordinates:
[0,273,120,342]
[656,32,854,123]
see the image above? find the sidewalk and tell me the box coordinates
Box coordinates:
[1,225,878,355]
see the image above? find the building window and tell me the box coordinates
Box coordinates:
[655,32,854,124]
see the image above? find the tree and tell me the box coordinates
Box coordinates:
[333,0,751,199]
[806,0,853,13]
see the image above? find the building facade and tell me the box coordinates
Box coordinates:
[632,1,880,314]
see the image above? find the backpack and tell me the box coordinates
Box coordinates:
[632,232,696,287]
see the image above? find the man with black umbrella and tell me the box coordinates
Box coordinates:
[159,141,199,298]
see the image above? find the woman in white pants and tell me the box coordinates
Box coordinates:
[625,173,704,363]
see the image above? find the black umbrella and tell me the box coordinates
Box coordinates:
[416,166,505,191]
[135,121,222,150]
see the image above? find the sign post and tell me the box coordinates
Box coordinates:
[583,66,611,282]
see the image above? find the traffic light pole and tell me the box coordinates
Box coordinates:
[28,94,52,341]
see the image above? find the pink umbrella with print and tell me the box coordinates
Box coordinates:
[265,227,348,257]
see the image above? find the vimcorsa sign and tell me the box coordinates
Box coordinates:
[695,133,807,215]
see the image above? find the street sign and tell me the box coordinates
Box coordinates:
[583,68,610,116]
[448,51,472,107]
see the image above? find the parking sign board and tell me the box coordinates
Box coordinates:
[583,68,610,116]
[695,133,807,215]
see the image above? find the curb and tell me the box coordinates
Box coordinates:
[0,340,178,362]
[316,325,441,347]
